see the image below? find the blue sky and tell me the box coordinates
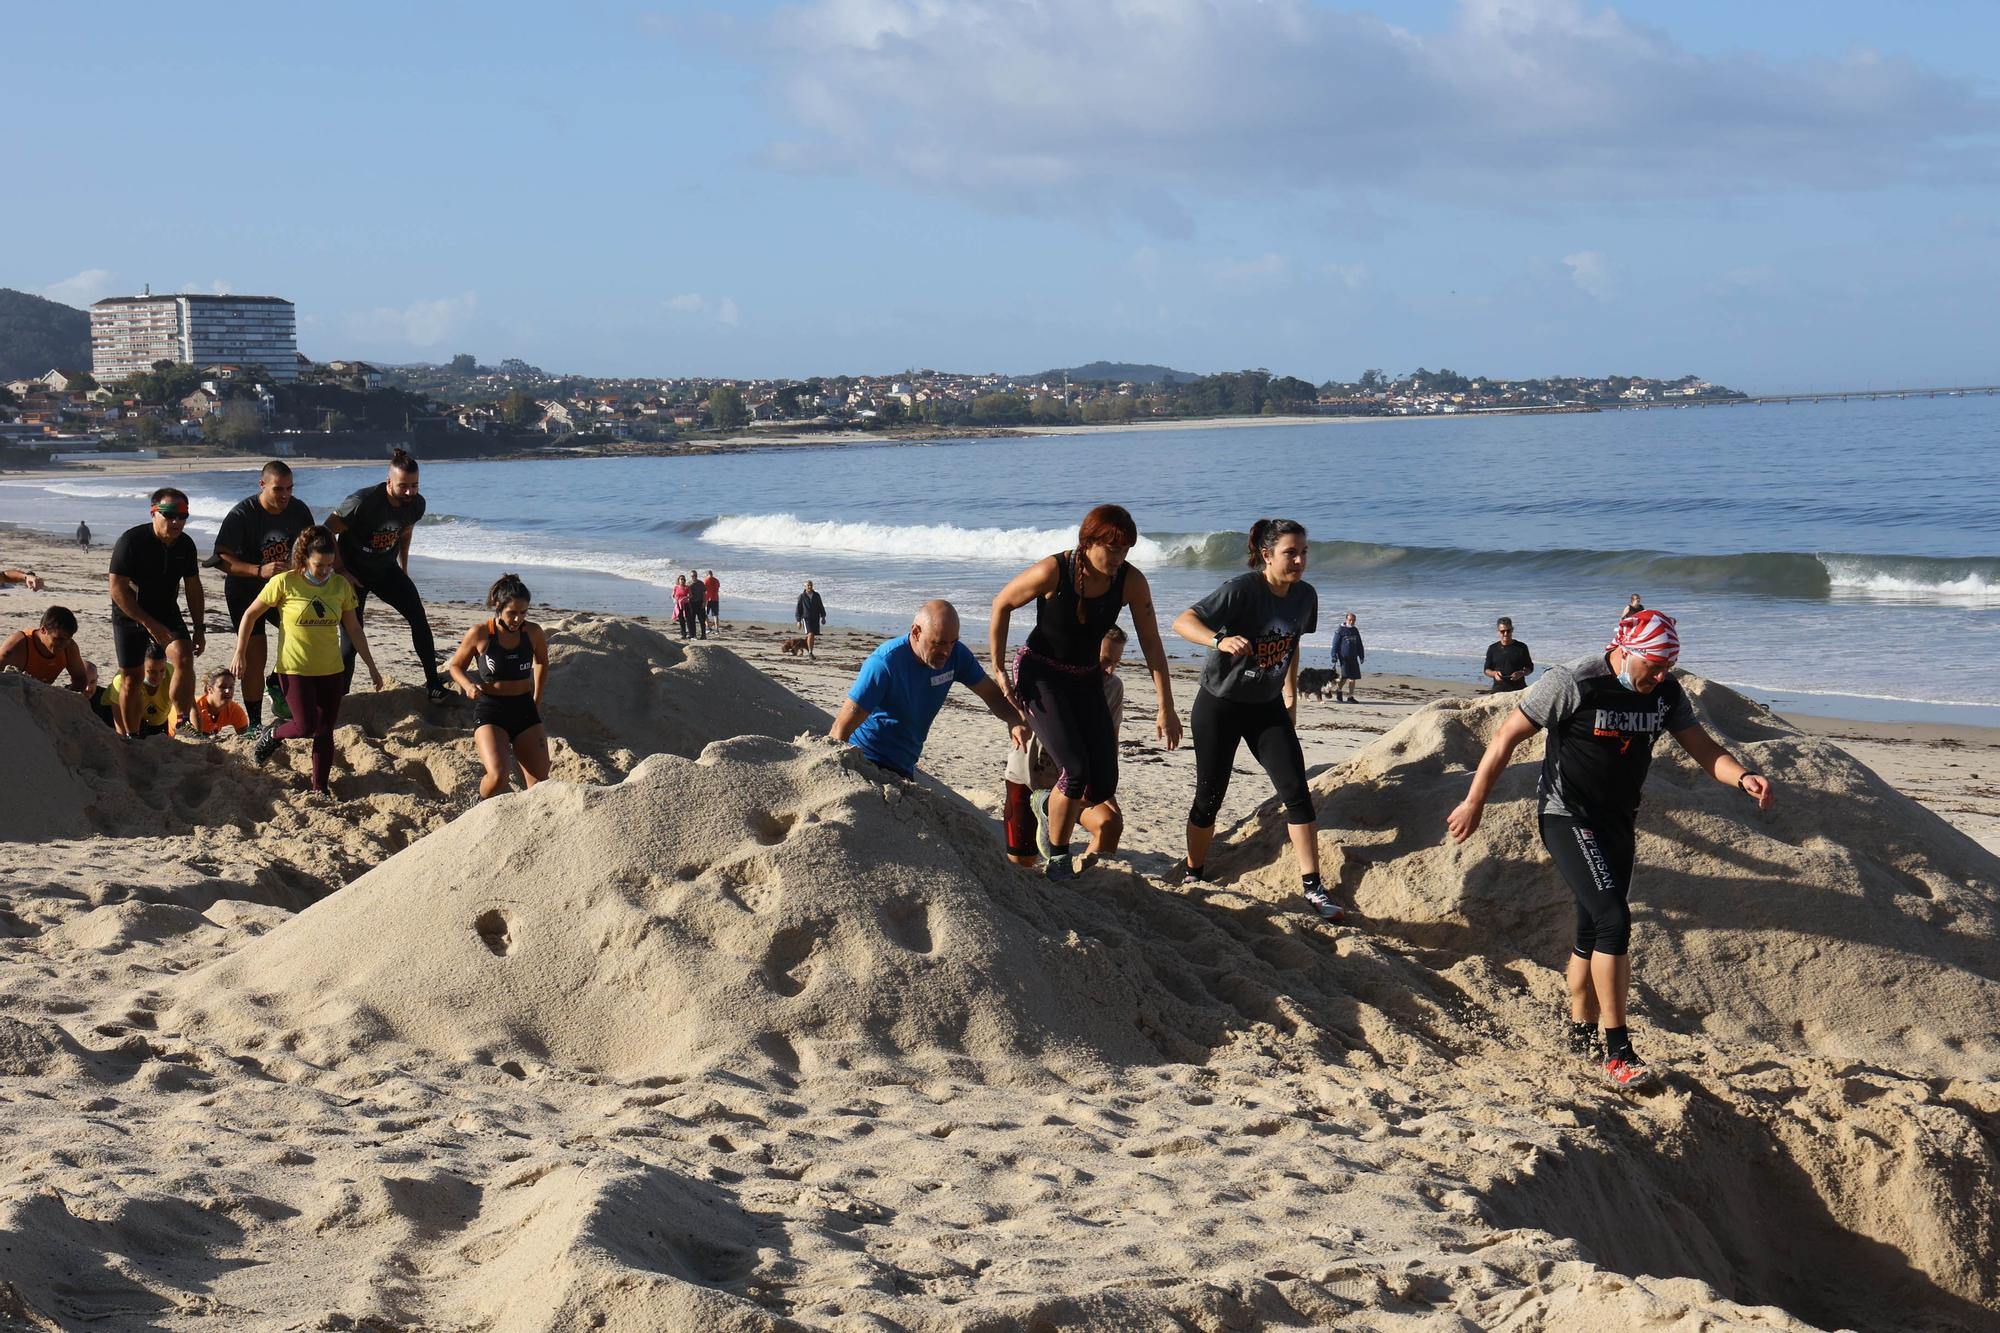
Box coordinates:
[9,1,1999,391]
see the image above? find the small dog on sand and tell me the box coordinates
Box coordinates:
[781,638,809,656]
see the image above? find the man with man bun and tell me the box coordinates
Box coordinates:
[1447,609,1775,1088]
[326,449,450,703]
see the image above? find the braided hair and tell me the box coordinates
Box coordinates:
[1072,504,1139,622]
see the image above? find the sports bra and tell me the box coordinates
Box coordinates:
[478,620,535,682]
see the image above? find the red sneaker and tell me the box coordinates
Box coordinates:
[1603,1053,1655,1089]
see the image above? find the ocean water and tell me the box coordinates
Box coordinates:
[5,394,1998,723]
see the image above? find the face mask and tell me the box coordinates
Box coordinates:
[1616,666,1637,690]
[303,570,331,586]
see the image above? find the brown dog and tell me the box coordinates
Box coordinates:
[780,637,809,656]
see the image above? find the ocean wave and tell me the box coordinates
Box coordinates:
[699,514,1216,566]
[23,480,235,522]
[407,519,689,590]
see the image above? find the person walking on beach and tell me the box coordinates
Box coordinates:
[175,667,250,737]
[990,503,1183,881]
[77,521,91,551]
[795,580,826,659]
[1446,610,1775,1089]
[235,525,385,795]
[326,449,449,703]
[1483,617,1533,692]
[447,573,552,801]
[212,460,313,728]
[1172,519,1341,919]
[831,599,1030,779]
[672,575,693,638]
[1003,627,1128,870]
[704,570,721,630]
[686,569,708,639]
[107,488,203,738]
[1331,611,1364,703]
[2,606,90,692]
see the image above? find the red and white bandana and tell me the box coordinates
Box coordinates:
[1610,609,1680,663]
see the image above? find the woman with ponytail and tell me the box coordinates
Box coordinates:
[990,503,1182,879]
[232,524,384,794]
[447,573,552,800]
[1172,518,1340,920]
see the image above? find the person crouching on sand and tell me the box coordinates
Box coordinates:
[176,667,250,736]
[448,573,551,801]
[832,600,1030,781]
[1003,627,1128,871]
[235,525,385,795]
[990,503,1182,882]
[1172,519,1341,921]
[1445,609,1775,1089]
[2,605,91,692]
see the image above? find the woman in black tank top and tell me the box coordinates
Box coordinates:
[989,504,1183,880]
[447,573,552,802]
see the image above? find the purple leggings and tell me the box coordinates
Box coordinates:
[275,672,347,791]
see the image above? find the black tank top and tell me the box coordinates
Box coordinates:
[478,620,535,682]
[1026,550,1129,667]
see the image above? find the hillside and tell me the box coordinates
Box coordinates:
[1024,359,1203,384]
[0,288,90,381]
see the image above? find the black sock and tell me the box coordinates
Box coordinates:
[1604,1025,1633,1059]
[1300,871,1325,892]
[245,700,262,728]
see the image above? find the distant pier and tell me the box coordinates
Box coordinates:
[1620,385,2000,409]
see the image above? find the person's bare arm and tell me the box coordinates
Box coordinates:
[988,556,1058,689]
[109,573,170,644]
[1446,707,1542,840]
[446,624,486,699]
[529,625,549,707]
[1125,569,1181,749]
[969,676,1033,750]
[340,607,385,689]
[1283,640,1302,725]
[183,573,205,654]
[231,594,276,677]
[63,639,90,691]
[212,542,268,581]
[324,513,350,574]
[1674,725,1774,810]
[829,698,869,743]
[1172,607,1249,657]
[0,631,23,672]
[397,525,414,574]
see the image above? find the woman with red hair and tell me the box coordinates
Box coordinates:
[990,503,1182,879]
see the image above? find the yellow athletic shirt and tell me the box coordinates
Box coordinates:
[259,571,357,677]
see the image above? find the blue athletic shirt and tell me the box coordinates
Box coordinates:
[847,635,988,775]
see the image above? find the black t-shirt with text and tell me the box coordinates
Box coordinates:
[1189,573,1318,704]
[109,522,198,626]
[333,483,425,570]
[1521,653,1698,826]
[1484,639,1534,690]
[214,495,314,599]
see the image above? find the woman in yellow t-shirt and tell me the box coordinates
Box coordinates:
[231,525,384,794]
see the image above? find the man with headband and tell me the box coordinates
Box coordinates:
[1446,609,1775,1088]
[107,487,205,737]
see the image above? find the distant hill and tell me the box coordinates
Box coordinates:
[1023,361,1203,385]
[0,288,91,381]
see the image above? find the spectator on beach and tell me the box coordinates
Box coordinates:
[236,524,385,796]
[108,488,203,738]
[77,521,91,551]
[1624,593,1644,620]
[327,449,449,704]
[795,580,827,659]
[176,667,250,736]
[686,569,708,639]
[100,642,176,737]
[2,606,91,692]
[704,570,721,629]
[2,563,45,591]
[1483,617,1534,693]
[1331,611,1364,703]
[212,460,314,727]
[832,599,1029,780]
[990,503,1183,881]
[1004,627,1127,870]
[447,573,552,801]
[672,575,693,638]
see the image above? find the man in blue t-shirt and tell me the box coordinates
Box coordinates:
[831,600,1030,778]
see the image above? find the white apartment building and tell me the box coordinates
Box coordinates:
[91,294,299,383]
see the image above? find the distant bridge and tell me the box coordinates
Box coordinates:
[1620,385,2000,408]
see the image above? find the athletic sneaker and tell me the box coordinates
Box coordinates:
[426,682,457,705]
[1603,1050,1655,1089]
[1567,1022,1603,1061]
[1175,859,1209,885]
[1030,788,1055,860]
[252,723,282,766]
[264,674,291,724]
[1301,879,1346,922]
[1045,853,1078,882]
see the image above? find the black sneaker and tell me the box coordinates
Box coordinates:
[1301,878,1346,922]
[426,682,458,705]
[252,723,282,766]
[1045,853,1079,882]
[1175,859,1209,885]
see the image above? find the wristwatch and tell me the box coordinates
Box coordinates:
[1213,632,1223,649]
[1737,772,1763,791]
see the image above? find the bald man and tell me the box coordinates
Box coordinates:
[831,600,1030,779]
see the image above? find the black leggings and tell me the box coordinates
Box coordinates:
[1540,814,1637,957]
[1016,654,1117,801]
[1188,688,1314,828]
[340,562,440,690]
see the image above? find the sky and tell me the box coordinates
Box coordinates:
[7,0,1999,391]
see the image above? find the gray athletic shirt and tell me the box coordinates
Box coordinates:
[1520,653,1698,820]
[1189,573,1318,704]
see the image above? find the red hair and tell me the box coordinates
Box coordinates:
[1070,504,1139,621]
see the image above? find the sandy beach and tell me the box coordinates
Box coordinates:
[3,524,1999,1330]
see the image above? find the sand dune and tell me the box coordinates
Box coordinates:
[1,616,1996,1330]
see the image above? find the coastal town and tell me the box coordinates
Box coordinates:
[0,286,1746,463]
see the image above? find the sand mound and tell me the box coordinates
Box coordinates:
[1213,672,2000,1078]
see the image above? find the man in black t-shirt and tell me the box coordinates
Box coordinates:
[1446,610,1775,1089]
[325,449,448,701]
[107,487,204,736]
[212,460,313,726]
[1482,616,1533,692]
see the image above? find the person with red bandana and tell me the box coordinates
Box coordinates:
[1445,610,1775,1088]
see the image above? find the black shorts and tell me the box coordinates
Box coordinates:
[803,619,823,635]
[111,609,188,670]
[474,692,543,743]
[226,580,279,637]
[1337,660,1361,680]
[707,599,719,618]
[1540,813,1637,958]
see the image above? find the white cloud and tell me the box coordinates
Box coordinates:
[178,279,234,296]
[1563,250,1615,300]
[1322,262,1370,290]
[716,297,742,327]
[664,292,743,327]
[666,292,706,313]
[754,0,1998,223]
[41,268,118,307]
[345,292,478,348]
[1207,252,1290,285]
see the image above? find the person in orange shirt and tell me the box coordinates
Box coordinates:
[1,606,91,691]
[175,667,251,736]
